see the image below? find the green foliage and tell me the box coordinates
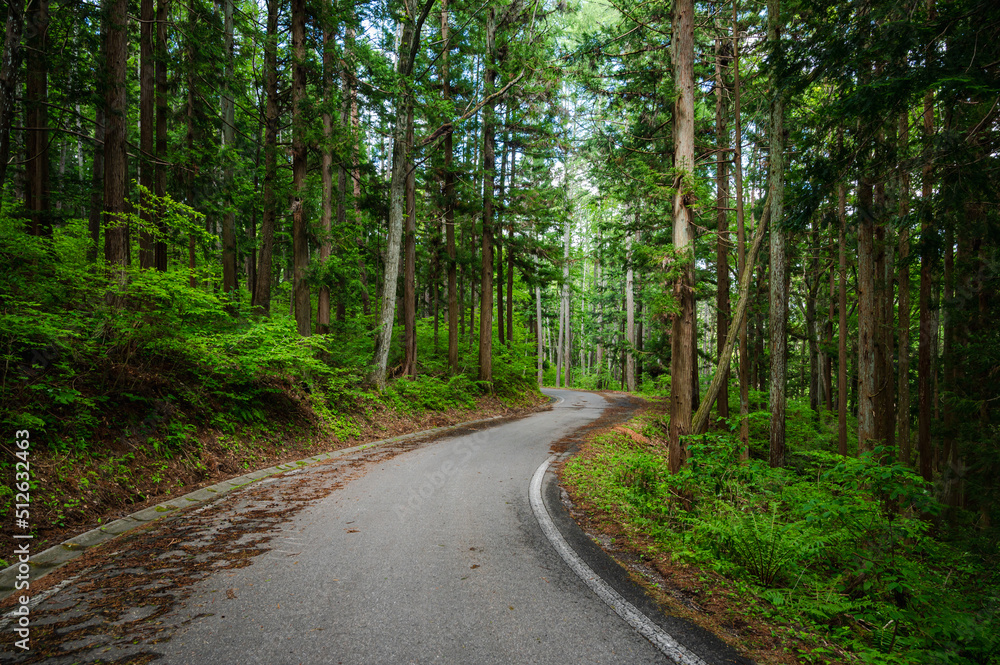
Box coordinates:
[563,418,999,664]
[387,374,477,412]
[0,203,537,462]
[724,507,792,587]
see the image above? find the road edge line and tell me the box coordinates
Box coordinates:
[529,456,709,665]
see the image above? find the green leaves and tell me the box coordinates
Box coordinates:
[564,405,999,664]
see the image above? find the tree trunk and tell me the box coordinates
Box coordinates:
[897,112,912,464]
[693,202,772,436]
[220,0,236,292]
[917,0,935,481]
[496,130,508,348]
[26,0,50,236]
[874,177,894,451]
[732,3,749,459]
[138,0,155,267]
[942,228,955,477]
[0,0,26,206]
[247,141,258,293]
[714,26,730,421]
[442,2,458,373]
[837,130,849,455]
[824,259,834,411]
[766,0,787,469]
[625,225,636,392]
[858,177,876,452]
[184,1,198,288]
[478,7,497,384]
[318,23,335,333]
[291,0,311,336]
[561,213,572,386]
[506,198,514,345]
[154,0,168,271]
[596,252,604,388]
[403,103,417,377]
[253,0,279,315]
[103,0,129,301]
[86,101,106,261]
[345,15,368,318]
[536,236,544,386]
[334,33,351,325]
[370,0,435,388]
[669,0,695,474]
[556,271,564,387]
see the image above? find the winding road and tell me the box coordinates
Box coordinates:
[2,389,750,664]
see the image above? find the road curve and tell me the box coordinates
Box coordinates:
[2,388,748,664]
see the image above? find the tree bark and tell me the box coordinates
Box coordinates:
[669,0,695,474]
[478,7,497,384]
[291,0,311,336]
[942,228,955,476]
[714,25,730,420]
[560,212,572,386]
[184,0,198,288]
[838,176,848,456]
[874,177,894,451]
[25,0,50,236]
[693,202,771,436]
[506,197,514,344]
[766,0,787,469]
[371,0,436,388]
[897,114,912,464]
[154,0,168,271]
[403,103,417,376]
[917,0,935,481]
[858,177,876,452]
[441,2,458,373]
[345,15,369,318]
[0,0,26,206]
[625,224,636,392]
[219,0,235,293]
[732,2,749,459]
[318,23,335,333]
[496,130,508,348]
[335,28,351,325]
[253,0,279,315]
[138,0,155,268]
[536,236,544,386]
[806,227,820,412]
[824,258,834,411]
[103,0,129,301]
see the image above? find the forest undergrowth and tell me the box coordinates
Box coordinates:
[561,397,999,665]
[0,212,543,563]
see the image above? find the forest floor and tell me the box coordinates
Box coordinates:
[556,395,848,665]
[0,387,548,566]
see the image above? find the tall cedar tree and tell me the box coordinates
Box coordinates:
[668,0,696,474]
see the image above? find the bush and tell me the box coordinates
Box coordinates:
[564,421,1000,665]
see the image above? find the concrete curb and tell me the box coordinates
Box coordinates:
[0,413,513,601]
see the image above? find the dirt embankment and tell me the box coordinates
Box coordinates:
[1,391,548,564]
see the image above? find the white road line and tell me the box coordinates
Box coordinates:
[529,457,709,665]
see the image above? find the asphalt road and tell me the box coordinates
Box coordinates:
[2,388,749,665]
